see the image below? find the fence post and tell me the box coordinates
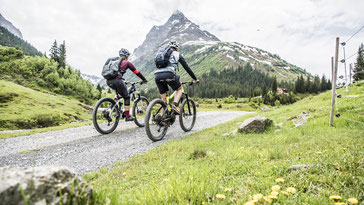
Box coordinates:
[330,37,339,126]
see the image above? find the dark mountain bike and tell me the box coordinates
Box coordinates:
[144,81,198,141]
[92,81,149,134]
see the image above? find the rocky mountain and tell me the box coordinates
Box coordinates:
[0,13,23,39]
[129,10,310,82]
[80,73,106,88]
[132,10,219,60]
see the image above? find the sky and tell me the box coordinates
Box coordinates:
[1,0,363,80]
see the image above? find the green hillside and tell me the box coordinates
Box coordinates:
[0,26,42,56]
[0,80,92,131]
[0,45,99,104]
[85,82,364,204]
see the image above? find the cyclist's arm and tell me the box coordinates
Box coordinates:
[178,54,197,80]
[127,61,147,81]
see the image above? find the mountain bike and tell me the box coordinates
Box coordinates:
[144,81,198,141]
[92,81,149,134]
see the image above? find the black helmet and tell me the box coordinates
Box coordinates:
[168,40,179,49]
[119,48,130,56]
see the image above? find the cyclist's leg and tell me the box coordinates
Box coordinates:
[167,74,182,114]
[155,72,170,114]
[108,78,131,118]
[118,80,131,118]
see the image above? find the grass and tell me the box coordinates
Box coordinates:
[84,82,364,204]
[0,79,92,133]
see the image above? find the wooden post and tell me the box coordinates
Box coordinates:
[342,46,348,92]
[330,37,339,126]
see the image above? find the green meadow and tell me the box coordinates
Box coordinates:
[84,82,364,204]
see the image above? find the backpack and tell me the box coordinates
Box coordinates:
[101,57,123,80]
[155,46,173,68]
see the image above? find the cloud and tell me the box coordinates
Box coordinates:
[0,0,363,79]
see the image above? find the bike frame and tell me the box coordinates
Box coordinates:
[110,81,143,119]
[158,82,193,117]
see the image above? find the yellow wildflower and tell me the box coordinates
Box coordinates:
[271,191,279,196]
[281,191,289,195]
[216,194,226,200]
[224,188,232,192]
[334,203,346,205]
[263,196,272,203]
[268,195,278,199]
[244,200,258,205]
[348,198,358,204]
[271,185,280,192]
[286,187,297,193]
[275,178,285,183]
[253,194,263,200]
[329,196,342,200]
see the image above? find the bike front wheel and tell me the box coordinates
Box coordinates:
[132,96,149,127]
[179,98,197,132]
[92,97,120,134]
[145,99,168,142]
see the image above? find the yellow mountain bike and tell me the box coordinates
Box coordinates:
[144,81,198,141]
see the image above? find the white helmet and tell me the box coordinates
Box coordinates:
[168,40,179,49]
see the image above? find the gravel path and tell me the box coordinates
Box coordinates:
[0,111,250,174]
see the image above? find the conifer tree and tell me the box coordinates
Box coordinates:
[49,40,59,63]
[321,75,327,91]
[305,76,311,93]
[353,43,364,81]
[272,76,277,94]
[59,41,66,68]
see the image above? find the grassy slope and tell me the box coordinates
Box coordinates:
[84,82,364,204]
[0,80,92,133]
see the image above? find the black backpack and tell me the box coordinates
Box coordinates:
[101,57,123,80]
[155,46,173,68]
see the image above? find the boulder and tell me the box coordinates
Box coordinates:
[238,116,272,133]
[0,166,93,205]
[260,106,271,111]
[292,112,310,127]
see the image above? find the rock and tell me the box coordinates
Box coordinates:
[288,164,310,170]
[292,112,310,127]
[236,105,242,108]
[260,106,271,111]
[0,166,93,205]
[231,129,238,135]
[238,116,272,133]
[222,133,230,136]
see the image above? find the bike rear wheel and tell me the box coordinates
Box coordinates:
[132,96,149,127]
[145,99,168,142]
[92,97,120,134]
[179,98,196,132]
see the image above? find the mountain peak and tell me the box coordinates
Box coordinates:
[167,10,187,24]
[132,11,220,59]
[172,10,184,17]
[0,13,23,39]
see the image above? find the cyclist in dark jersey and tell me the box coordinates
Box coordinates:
[106,48,148,121]
[154,41,199,114]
